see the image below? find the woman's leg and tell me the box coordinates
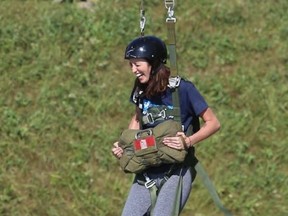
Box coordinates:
[152,167,196,216]
[121,180,151,216]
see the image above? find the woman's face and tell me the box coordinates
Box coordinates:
[129,59,152,84]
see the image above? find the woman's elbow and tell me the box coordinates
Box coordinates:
[214,118,221,132]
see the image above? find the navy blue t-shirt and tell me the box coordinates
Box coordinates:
[130,78,208,133]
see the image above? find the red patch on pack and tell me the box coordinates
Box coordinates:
[133,136,156,151]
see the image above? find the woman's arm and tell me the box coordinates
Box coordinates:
[163,107,220,149]
[128,114,140,129]
[128,107,141,129]
[112,108,141,159]
[185,107,220,147]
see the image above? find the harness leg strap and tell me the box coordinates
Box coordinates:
[143,166,183,216]
[143,173,158,215]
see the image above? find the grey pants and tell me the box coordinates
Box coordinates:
[121,166,196,216]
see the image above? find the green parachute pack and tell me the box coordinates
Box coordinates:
[118,119,186,173]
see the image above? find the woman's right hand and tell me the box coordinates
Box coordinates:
[111,142,123,159]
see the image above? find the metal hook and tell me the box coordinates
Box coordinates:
[140,0,146,36]
[164,0,175,10]
[164,0,176,22]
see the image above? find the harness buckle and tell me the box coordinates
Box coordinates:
[145,179,156,189]
[168,76,181,88]
[159,110,167,119]
[146,113,155,124]
[143,173,156,189]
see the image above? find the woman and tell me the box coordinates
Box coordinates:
[112,35,220,216]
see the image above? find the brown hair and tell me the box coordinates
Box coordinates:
[134,64,171,98]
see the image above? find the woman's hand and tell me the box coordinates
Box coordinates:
[162,132,191,150]
[111,142,123,159]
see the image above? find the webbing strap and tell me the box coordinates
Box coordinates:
[169,79,233,216]
[148,185,158,215]
[142,173,158,215]
[171,169,183,216]
[166,20,178,76]
[171,87,181,122]
[195,162,234,216]
[165,0,178,76]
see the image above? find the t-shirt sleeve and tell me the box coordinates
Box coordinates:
[180,80,208,116]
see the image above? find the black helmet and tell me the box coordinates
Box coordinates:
[124,36,167,66]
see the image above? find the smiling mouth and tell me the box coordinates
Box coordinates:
[136,73,143,78]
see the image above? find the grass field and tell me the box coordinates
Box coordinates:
[0,0,287,215]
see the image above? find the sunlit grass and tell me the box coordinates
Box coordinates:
[0,0,287,215]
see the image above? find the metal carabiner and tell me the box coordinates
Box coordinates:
[140,0,146,36]
[164,0,175,10]
[164,0,176,22]
[140,15,146,35]
[146,113,155,124]
[159,109,167,119]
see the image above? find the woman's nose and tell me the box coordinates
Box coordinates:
[131,64,137,73]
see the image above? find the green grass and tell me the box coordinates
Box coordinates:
[0,0,287,215]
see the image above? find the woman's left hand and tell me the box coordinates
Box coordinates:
[162,132,189,150]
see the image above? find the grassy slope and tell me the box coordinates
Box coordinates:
[0,0,287,215]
